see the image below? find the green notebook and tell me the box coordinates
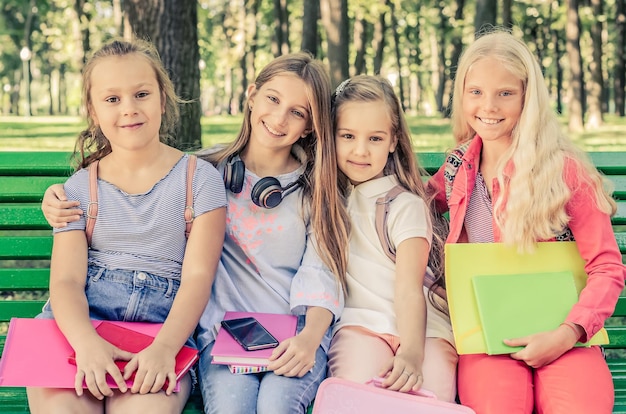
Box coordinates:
[472,271,580,355]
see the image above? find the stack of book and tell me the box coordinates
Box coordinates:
[210,311,297,374]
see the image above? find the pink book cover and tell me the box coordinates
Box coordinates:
[210,312,297,367]
[0,318,195,390]
[313,378,476,414]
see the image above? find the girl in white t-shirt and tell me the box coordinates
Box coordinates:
[327,75,457,402]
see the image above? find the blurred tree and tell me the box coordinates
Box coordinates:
[273,0,290,56]
[474,0,497,34]
[321,0,349,87]
[502,0,512,29]
[566,0,585,132]
[372,1,389,75]
[74,0,91,65]
[123,0,202,151]
[301,0,320,55]
[616,0,626,116]
[389,0,405,110]
[239,0,261,111]
[586,0,604,128]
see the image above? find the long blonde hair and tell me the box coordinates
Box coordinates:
[74,38,182,169]
[200,52,350,290]
[332,75,447,298]
[450,29,615,250]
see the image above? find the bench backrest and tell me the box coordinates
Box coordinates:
[1,151,625,350]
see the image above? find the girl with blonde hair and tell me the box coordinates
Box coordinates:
[428,29,625,413]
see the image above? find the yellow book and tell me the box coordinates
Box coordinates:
[445,242,609,355]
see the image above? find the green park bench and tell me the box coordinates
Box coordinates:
[0,150,625,413]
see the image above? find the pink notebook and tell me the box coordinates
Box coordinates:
[210,312,297,367]
[0,318,193,390]
[313,378,476,414]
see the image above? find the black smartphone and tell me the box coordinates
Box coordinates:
[220,317,279,351]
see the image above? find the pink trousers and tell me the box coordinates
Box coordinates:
[457,346,613,414]
[327,326,458,402]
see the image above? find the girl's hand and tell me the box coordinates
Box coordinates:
[125,342,178,395]
[378,352,424,393]
[267,333,317,378]
[73,340,134,399]
[505,324,580,368]
[41,184,82,228]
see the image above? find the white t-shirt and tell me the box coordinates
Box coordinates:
[334,175,453,343]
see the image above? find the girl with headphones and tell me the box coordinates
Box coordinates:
[41,52,350,414]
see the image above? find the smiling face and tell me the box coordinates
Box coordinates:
[246,74,311,152]
[335,100,397,185]
[461,55,524,147]
[89,54,164,152]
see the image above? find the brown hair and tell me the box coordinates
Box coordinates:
[73,38,182,169]
[200,52,350,292]
[332,74,448,302]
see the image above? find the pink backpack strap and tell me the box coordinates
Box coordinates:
[184,155,197,238]
[374,184,445,300]
[374,185,406,262]
[85,160,99,247]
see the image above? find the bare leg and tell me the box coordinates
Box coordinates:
[27,387,103,414]
[106,373,192,414]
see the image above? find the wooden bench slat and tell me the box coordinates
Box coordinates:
[615,202,626,225]
[612,176,626,200]
[0,269,50,290]
[612,297,626,317]
[0,205,50,229]
[0,152,73,176]
[607,327,626,349]
[0,177,66,202]
[589,153,626,175]
[0,237,52,260]
[0,388,30,413]
[0,301,47,322]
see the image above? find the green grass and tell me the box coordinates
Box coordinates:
[2,114,626,152]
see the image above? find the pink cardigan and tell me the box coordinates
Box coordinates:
[427,137,626,342]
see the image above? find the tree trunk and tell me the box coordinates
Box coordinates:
[272,0,290,57]
[112,0,124,36]
[435,3,447,114]
[59,63,67,115]
[502,0,513,29]
[566,0,584,132]
[301,0,320,56]
[22,0,35,116]
[372,3,388,75]
[587,0,604,128]
[123,0,161,42]
[389,1,405,111]
[615,0,626,116]
[553,23,564,114]
[73,0,90,65]
[320,0,349,87]
[445,0,465,117]
[124,0,202,151]
[241,0,261,112]
[474,0,497,35]
[353,14,369,75]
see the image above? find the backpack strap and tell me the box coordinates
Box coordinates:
[85,160,99,247]
[184,155,197,238]
[375,185,406,262]
[374,185,445,300]
[443,140,471,203]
